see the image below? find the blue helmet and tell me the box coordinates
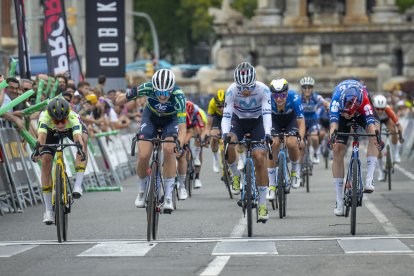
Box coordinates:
[340,86,363,115]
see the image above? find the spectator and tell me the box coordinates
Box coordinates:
[106,89,116,105]
[77,81,91,97]
[20,78,34,105]
[71,91,83,112]
[94,74,106,96]
[0,77,24,129]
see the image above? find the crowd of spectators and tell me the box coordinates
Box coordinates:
[0,72,147,139]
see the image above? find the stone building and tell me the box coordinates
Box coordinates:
[205,0,414,94]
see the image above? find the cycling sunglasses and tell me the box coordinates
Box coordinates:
[302,85,313,90]
[154,90,172,97]
[273,92,287,99]
[237,84,255,92]
[53,118,68,125]
[376,108,385,111]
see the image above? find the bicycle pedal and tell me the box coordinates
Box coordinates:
[237,199,243,208]
[257,219,267,224]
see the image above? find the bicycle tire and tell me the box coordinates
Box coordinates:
[277,155,285,219]
[351,160,358,235]
[222,158,233,199]
[173,184,178,209]
[152,166,160,240]
[386,145,392,191]
[246,160,253,237]
[62,173,70,242]
[324,147,329,169]
[185,161,193,198]
[146,162,157,241]
[55,164,64,243]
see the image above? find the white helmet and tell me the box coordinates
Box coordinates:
[373,94,387,108]
[152,69,175,91]
[300,76,315,86]
[269,78,289,93]
[234,62,256,87]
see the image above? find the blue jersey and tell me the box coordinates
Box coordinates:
[271,90,304,118]
[318,106,329,120]
[301,93,325,120]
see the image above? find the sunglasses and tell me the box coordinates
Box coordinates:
[376,108,385,111]
[302,85,313,90]
[237,85,255,92]
[53,118,67,125]
[273,92,287,99]
[154,90,172,97]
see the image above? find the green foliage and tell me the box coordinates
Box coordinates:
[396,0,414,13]
[231,0,257,19]
[134,0,221,63]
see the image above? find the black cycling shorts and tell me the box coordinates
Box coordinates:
[230,114,266,151]
[139,107,178,139]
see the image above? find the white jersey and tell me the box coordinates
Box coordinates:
[221,81,272,136]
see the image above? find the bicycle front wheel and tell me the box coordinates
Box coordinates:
[277,155,285,219]
[386,145,392,191]
[62,173,70,242]
[146,162,158,241]
[222,157,233,199]
[246,160,253,237]
[351,160,359,235]
[55,164,65,243]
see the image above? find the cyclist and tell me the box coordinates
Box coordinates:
[372,94,404,180]
[329,80,381,216]
[266,78,305,200]
[33,98,87,225]
[205,89,225,173]
[222,62,272,222]
[175,100,207,197]
[317,97,331,157]
[118,69,186,212]
[299,76,330,164]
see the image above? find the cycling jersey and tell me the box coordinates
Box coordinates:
[301,93,325,120]
[377,106,399,124]
[222,82,272,136]
[271,90,304,118]
[38,110,82,136]
[127,82,186,124]
[207,98,223,117]
[330,80,376,126]
[187,104,207,128]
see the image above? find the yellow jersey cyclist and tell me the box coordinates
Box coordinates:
[205,89,225,173]
[32,98,88,225]
[117,69,186,212]
[222,62,272,223]
[266,78,306,200]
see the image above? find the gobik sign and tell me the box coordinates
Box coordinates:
[85,0,125,90]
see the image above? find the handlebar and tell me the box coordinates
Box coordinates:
[130,133,181,156]
[223,135,273,161]
[331,129,383,150]
[32,141,86,162]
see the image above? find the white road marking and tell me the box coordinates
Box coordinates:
[77,242,156,257]
[364,195,399,235]
[394,164,414,180]
[199,215,246,276]
[0,244,38,257]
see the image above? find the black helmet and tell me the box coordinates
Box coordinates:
[47,97,70,121]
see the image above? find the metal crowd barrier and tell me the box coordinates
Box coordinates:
[0,119,137,216]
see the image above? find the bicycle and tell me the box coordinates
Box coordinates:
[321,134,330,169]
[32,132,85,243]
[183,144,196,197]
[131,128,181,241]
[331,121,382,235]
[380,126,403,191]
[224,133,272,237]
[301,133,318,193]
[270,130,299,218]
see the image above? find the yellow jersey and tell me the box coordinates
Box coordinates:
[207,98,222,117]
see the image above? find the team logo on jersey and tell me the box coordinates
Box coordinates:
[155,103,168,112]
[239,98,257,108]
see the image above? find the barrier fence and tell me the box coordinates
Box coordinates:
[0,119,138,215]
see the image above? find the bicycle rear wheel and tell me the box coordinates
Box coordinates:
[351,160,358,235]
[146,162,158,241]
[222,157,233,199]
[62,173,71,242]
[55,164,65,243]
[246,160,253,237]
[277,155,285,219]
[386,145,392,191]
[185,158,194,197]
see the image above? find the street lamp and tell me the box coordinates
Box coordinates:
[127,11,159,62]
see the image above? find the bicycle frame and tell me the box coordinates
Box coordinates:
[52,151,69,206]
[344,139,363,207]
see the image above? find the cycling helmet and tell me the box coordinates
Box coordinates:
[373,94,387,109]
[152,69,175,92]
[234,62,256,87]
[85,94,98,105]
[47,97,70,121]
[214,89,225,105]
[186,100,194,115]
[300,76,315,87]
[340,86,363,115]
[269,78,289,94]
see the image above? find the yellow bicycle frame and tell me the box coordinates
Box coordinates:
[51,151,68,206]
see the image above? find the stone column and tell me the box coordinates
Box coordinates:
[253,0,282,27]
[343,0,369,25]
[371,0,402,23]
[283,0,309,27]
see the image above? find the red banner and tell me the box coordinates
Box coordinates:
[42,0,69,76]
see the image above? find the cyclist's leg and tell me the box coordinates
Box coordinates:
[267,127,280,199]
[237,144,246,170]
[227,116,243,194]
[376,121,386,181]
[386,118,400,162]
[176,128,192,198]
[332,117,349,215]
[192,126,202,165]
[68,124,89,198]
[39,130,58,224]
[365,117,380,192]
[310,124,320,163]
[210,127,221,173]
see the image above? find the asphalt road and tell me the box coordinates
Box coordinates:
[1,147,414,276]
